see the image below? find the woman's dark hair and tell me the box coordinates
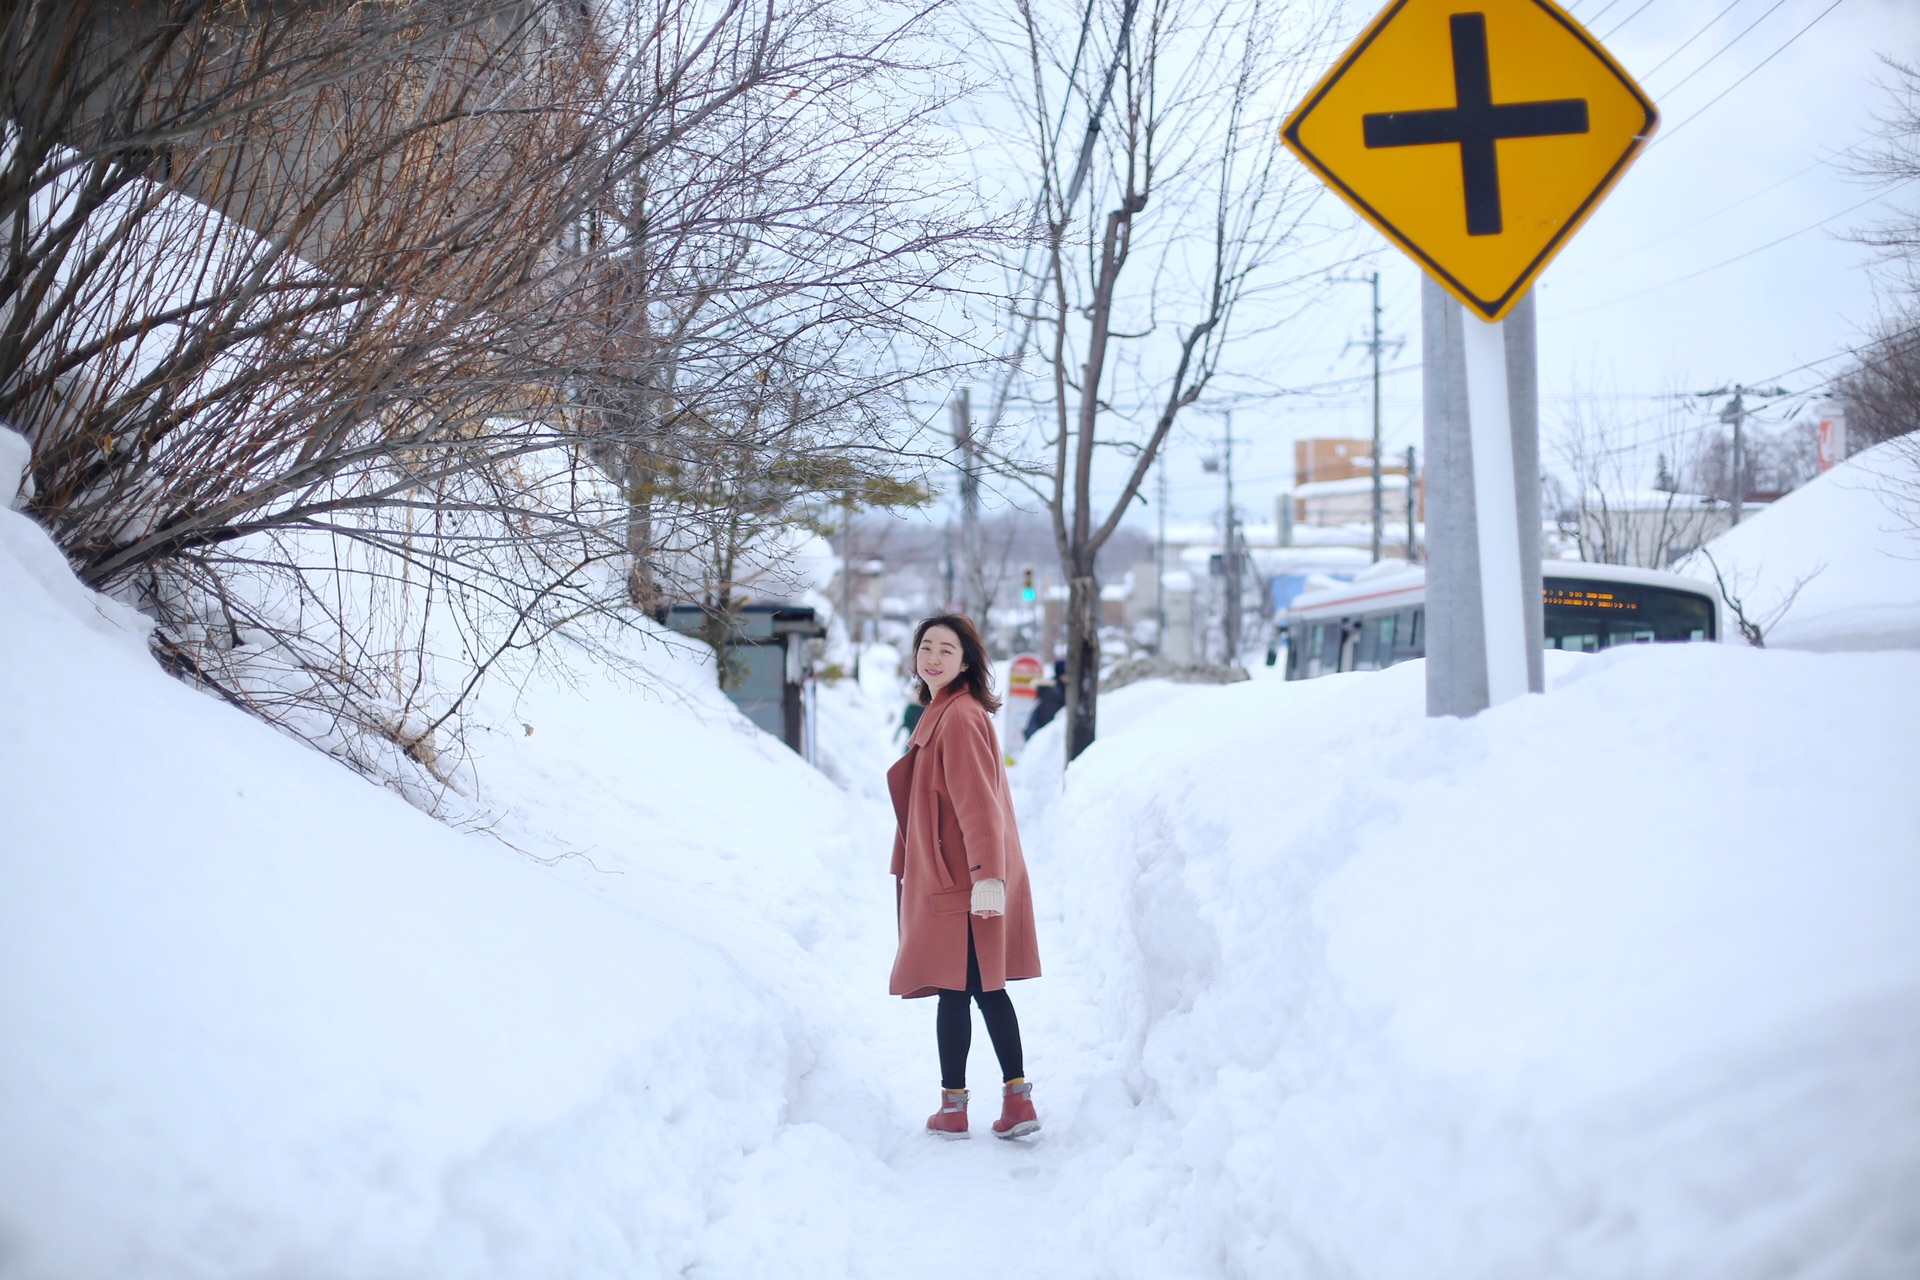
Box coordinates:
[910,614,1001,712]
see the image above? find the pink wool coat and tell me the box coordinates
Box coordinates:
[887,685,1041,999]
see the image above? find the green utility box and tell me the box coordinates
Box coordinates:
[664,603,827,758]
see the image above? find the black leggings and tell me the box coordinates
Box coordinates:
[936,921,1025,1090]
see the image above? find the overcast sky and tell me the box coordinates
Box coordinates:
[1021,0,1920,532]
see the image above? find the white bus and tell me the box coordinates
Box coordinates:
[1282,561,1724,680]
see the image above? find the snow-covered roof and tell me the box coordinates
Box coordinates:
[1584,488,1768,515]
[1294,474,1411,498]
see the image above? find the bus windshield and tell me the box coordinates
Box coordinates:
[1543,578,1716,651]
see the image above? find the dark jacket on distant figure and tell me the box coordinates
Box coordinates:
[1025,665,1067,738]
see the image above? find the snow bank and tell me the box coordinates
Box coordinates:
[0,458,889,1278]
[1673,435,1920,651]
[1014,650,1920,1277]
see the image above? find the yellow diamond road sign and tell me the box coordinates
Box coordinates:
[1282,0,1657,321]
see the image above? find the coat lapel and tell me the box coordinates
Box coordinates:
[909,687,963,749]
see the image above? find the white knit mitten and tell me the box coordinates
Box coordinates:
[970,878,1005,918]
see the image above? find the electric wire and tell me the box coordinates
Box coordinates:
[1550,134,1879,279]
[1552,177,1917,317]
[1655,0,1850,145]
[1638,0,1746,84]
[1600,0,1660,41]
[1655,0,1793,99]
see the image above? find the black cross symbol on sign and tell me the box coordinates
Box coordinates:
[1362,12,1590,237]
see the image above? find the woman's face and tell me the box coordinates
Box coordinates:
[916,625,967,697]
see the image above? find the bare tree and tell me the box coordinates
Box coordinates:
[1843,57,1920,495]
[1552,392,1727,569]
[978,0,1326,761]
[1699,548,1822,648]
[2,0,998,797]
[1833,322,1920,449]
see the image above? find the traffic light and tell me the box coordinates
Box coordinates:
[1020,567,1036,602]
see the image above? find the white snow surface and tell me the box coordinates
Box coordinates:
[4,446,1918,1276]
[1673,434,1920,652]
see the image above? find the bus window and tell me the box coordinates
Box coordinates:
[1301,623,1327,678]
[1355,617,1381,671]
[1543,578,1716,649]
[1551,629,1602,652]
[1394,608,1422,662]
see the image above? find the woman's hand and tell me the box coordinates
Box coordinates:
[970,878,1005,918]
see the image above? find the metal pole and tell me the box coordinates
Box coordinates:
[1459,302,1530,708]
[1370,270,1384,563]
[1422,283,1542,718]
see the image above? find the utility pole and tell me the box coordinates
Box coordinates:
[1695,383,1790,526]
[1222,414,1241,662]
[1336,271,1402,562]
[1368,272,1384,562]
[1404,444,1418,560]
[1155,454,1167,655]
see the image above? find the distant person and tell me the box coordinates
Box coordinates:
[897,698,924,746]
[887,614,1043,1140]
[1024,660,1067,739]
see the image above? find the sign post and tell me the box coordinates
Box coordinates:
[1004,653,1044,757]
[1281,0,1657,714]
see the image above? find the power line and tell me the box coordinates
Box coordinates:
[1655,0,1851,145]
[1655,0,1794,98]
[1639,0,1745,84]
[1746,318,1920,389]
[1600,0,1660,41]
[1552,176,1914,317]
[1551,135,1883,280]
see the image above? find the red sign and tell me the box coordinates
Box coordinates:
[1817,413,1847,473]
[1007,653,1043,698]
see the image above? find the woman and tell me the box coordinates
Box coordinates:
[887,614,1043,1139]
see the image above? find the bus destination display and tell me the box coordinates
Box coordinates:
[1544,586,1637,612]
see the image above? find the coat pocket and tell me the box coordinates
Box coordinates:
[929,792,956,891]
[930,888,972,915]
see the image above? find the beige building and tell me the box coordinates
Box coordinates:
[1574,490,1755,569]
[1289,437,1422,529]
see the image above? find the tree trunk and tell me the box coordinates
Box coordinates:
[1064,572,1099,761]
[623,437,658,613]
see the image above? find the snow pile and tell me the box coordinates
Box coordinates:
[1014,651,1920,1277]
[0,440,892,1277]
[1674,434,1920,651]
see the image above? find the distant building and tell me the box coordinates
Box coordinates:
[1289,436,1422,532]
[1573,489,1759,569]
[1125,517,1376,664]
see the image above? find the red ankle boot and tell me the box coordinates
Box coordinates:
[992,1080,1040,1139]
[926,1088,969,1139]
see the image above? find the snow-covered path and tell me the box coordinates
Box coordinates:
[453,668,1114,1279]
